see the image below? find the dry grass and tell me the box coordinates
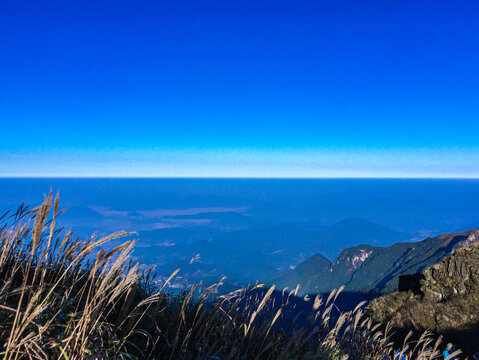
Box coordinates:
[0,195,451,359]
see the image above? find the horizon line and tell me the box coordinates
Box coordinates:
[1,175,479,180]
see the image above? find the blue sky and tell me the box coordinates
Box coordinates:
[1,0,478,177]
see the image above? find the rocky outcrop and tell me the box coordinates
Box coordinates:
[455,230,479,250]
[332,248,373,272]
[366,242,479,353]
[421,243,479,301]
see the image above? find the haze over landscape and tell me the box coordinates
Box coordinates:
[1,178,478,288]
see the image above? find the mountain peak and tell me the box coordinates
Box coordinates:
[316,218,411,259]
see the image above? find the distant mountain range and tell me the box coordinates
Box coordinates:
[133,216,412,285]
[303,217,411,259]
[268,229,479,295]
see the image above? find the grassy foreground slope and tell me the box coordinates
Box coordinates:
[0,195,446,359]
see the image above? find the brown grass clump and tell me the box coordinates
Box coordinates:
[0,195,449,359]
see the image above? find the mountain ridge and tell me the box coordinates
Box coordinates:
[268,228,479,295]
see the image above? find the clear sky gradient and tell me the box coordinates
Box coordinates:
[1,0,478,177]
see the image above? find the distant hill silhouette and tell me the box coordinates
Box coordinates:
[309,217,411,259]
